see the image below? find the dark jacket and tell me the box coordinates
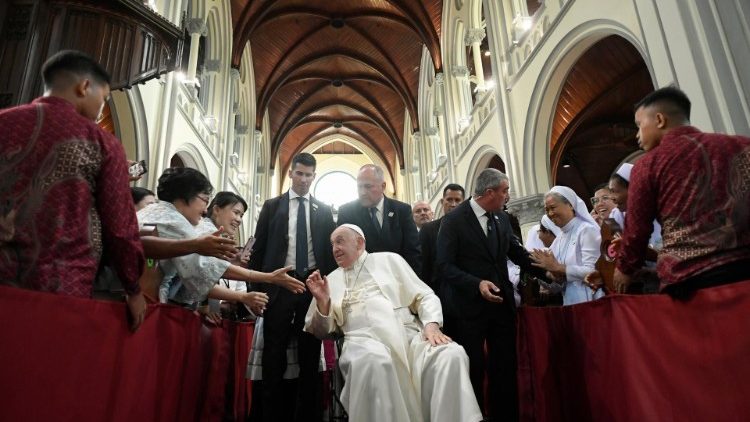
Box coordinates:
[249,191,336,304]
[436,199,546,319]
[337,196,421,275]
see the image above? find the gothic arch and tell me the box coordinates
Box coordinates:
[523,20,653,195]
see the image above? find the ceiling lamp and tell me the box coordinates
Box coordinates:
[331,79,343,87]
[330,18,345,29]
[332,121,343,128]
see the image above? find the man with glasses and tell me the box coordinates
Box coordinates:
[590,184,617,226]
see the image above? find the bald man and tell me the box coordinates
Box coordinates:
[336,164,421,274]
[412,200,434,231]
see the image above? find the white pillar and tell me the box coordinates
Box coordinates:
[465,28,487,91]
[185,18,207,82]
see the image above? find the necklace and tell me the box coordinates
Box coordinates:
[343,253,369,313]
[344,253,369,288]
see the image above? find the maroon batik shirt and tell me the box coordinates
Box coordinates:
[0,96,143,297]
[617,126,750,287]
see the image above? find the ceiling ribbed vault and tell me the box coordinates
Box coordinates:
[231,0,443,181]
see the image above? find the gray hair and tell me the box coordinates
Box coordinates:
[544,192,572,207]
[360,164,384,182]
[473,168,509,196]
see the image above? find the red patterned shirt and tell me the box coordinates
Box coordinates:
[617,126,750,287]
[0,96,143,297]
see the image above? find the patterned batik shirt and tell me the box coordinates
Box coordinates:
[0,96,144,297]
[617,126,750,287]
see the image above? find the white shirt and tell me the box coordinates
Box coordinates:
[370,196,385,227]
[285,189,316,271]
[469,197,490,236]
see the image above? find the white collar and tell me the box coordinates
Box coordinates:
[344,251,369,271]
[374,196,384,213]
[289,189,311,201]
[469,197,489,219]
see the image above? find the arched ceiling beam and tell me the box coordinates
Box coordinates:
[257,50,416,126]
[283,72,403,98]
[382,0,442,70]
[273,100,399,159]
[271,100,401,164]
[296,115,377,126]
[257,27,414,125]
[255,6,422,42]
[281,125,393,180]
[232,1,278,66]
[271,80,399,149]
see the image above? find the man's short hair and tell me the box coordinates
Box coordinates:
[41,50,112,89]
[443,183,465,198]
[473,169,508,196]
[207,191,248,218]
[634,86,691,121]
[157,167,213,204]
[291,152,316,171]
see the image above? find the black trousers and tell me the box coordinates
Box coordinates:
[261,287,322,422]
[455,302,518,422]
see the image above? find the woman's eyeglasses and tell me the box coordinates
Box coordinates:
[590,195,613,206]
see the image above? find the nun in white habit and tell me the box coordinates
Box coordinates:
[530,186,604,305]
[304,224,482,422]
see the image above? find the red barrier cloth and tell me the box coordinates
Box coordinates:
[517,280,750,422]
[228,321,254,420]
[0,285,231,422]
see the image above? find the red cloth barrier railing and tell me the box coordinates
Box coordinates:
[517,280,750,421]
[0,285,251,422]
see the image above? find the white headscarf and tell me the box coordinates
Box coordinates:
[340,223,366,240]
[524,224,544,251]
[615,163,634,183]
[541,214,563,237]
[548,186,599,229]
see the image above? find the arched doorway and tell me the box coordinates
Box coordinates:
[550,35,653,203]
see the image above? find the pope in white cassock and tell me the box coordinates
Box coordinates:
[304,224,482,422]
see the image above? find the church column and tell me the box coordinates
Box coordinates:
[185,18,207,82]
[507,194,546,240]
[465,28,487,92]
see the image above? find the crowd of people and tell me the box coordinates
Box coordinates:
[2,50,749,421]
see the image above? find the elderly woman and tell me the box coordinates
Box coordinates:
[137,168,304,311]
[531,186,604,305]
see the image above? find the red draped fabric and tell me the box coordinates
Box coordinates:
[0,285,253,421]
[517,280,750,422]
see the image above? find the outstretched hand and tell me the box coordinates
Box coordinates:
[194,227,238,260]
[270,265,305,294]
[306,270,331,316]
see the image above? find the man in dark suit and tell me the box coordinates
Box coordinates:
[249,153,336,422]
[436,169,547,421]
[337,164,421,274]
[419,183,465,335]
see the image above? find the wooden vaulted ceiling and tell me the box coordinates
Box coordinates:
[552,35,654,203]
[230,0,443,180]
